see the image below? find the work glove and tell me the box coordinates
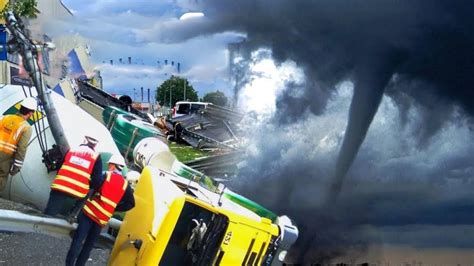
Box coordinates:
[9,165,21,176]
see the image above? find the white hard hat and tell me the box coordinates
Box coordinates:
[108,154,125,167]
[126,170,141,183]
[21,97,37,111]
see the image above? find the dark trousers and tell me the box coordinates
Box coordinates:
[44,190,84,216]
[66,212,102,266]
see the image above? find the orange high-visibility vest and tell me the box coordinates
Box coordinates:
[83,171,127,226]
[0,115,29,155]
[51,147,98,198]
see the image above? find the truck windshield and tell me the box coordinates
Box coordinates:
[160,202,228,266]
[193,213,228,265]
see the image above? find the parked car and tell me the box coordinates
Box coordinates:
[173,101,211,118]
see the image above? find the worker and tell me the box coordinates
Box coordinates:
[66,154,135,266]
[0,97,37,191]
[44,135,103,217]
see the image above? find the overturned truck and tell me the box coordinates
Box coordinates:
[109,165,298,265]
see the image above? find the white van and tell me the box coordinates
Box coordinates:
[172,101,211,118]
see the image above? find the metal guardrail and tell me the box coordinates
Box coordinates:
[0,210,121,248]
[0,210,74,238]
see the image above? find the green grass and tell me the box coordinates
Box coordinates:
[168,142,209,162]
[168,142,217,191]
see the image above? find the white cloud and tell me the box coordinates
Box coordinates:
[43,1,236,97]
[179,12,205,20]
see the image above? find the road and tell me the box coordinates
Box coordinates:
[0,199,109,265]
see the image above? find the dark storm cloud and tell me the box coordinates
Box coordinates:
[178,0,474,113]
[174,0,474,194]
[377,225,474,249]
[169,0,474,263]
[385,77,460,148]
[231,88,474,263]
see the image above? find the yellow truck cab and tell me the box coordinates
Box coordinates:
[109,166,298,265]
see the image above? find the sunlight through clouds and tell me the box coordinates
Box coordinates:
[237,49,304,120]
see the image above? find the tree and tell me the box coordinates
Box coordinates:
[155,76,198,107]
[1,0,39,20]
[203,90,228,107]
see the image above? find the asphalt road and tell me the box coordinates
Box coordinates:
[0,199,109,265]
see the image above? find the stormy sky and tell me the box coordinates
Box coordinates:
[154,0,474,263]
[57,0,474,263]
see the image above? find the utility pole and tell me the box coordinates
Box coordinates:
[169,82,172,107]
[183,79,186,101]
[164,89,166,108]
[5,12,70,155]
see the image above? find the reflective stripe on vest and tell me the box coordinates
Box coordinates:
[0,115,28,155]
[83,171,127,226]
[51,148,98,198]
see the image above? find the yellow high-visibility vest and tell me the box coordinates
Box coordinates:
[0,115,29,155]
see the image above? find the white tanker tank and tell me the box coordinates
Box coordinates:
[132,137,175,171]
[132,137,218,191]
